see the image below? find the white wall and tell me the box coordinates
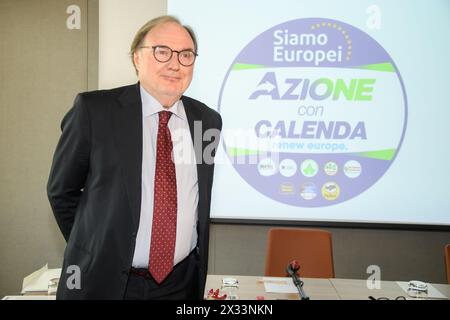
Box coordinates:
[98,0,167,89]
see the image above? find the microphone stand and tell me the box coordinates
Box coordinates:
[290,272,309,300]
[287,262,310,300]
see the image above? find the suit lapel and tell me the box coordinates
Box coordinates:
[183,96,209,253]
[112,83,143,229]
[183,96,203,164]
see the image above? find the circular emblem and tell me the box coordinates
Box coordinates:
[218,18,407,207]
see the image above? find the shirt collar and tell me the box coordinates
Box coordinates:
[140,85,187,121]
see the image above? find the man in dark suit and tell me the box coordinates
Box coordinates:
[47,15,222,299]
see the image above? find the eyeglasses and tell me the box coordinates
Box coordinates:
[139,45,197,66]
[369,295,406,300]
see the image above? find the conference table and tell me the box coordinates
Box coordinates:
[204,275,450,300]
[7,271,450,300]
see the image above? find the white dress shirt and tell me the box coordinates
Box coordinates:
[132,86,199,268]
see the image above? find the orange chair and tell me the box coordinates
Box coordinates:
[264,228,335,278]
[445,244,450,284]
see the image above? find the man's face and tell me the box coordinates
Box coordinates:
[134,22,195,107]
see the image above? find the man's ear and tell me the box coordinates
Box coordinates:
[133,51,140,72]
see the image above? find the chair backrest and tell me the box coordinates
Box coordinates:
[264,228,335,278]
[445,244,450,284]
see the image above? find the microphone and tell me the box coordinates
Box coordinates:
[286,260,309,300]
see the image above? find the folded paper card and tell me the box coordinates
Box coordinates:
[21,264,62,295]
[396,281,447,300]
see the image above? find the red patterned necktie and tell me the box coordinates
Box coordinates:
[149,110,177,284]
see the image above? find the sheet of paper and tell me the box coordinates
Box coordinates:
[2,295,56,300]
[396,282,448,299]
[21,264,62,294]
[262,277,298,294]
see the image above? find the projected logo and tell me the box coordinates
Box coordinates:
[218,18,407,207]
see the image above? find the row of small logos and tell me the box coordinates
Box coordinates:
[257,158,362,178]
[280,181,341,201]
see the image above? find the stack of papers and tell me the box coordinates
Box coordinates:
[21,264,62,295]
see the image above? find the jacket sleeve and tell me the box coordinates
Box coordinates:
[47,94,91,242]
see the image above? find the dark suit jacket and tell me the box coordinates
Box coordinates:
[47,83,222,299]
